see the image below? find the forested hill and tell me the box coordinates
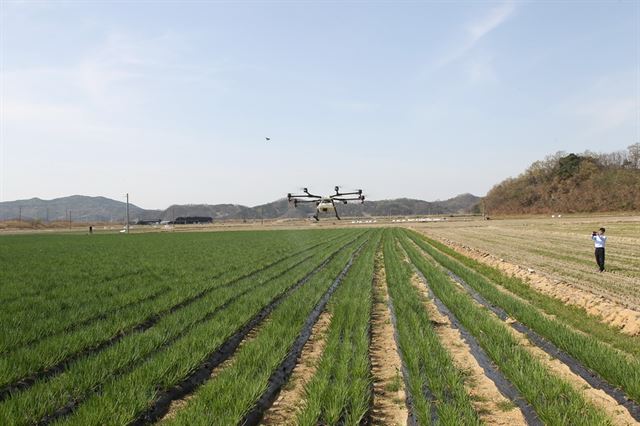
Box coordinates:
[483,145,640,215]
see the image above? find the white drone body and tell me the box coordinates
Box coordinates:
[317,198,336,213]
[287,186,365,221]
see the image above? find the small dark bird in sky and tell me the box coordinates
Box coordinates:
[265,137,270,141]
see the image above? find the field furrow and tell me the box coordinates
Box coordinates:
[294,230,381,426]
[382,230,480,426]
[158,236,369,425]
[0,237,339,400]
[0,233,362,425]
[398,231,610,425]
[130,235,362,425]
[421,233,640,354]
[404,230,640,411]
[368,248,408,426]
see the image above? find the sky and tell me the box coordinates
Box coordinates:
[1,0,638,209]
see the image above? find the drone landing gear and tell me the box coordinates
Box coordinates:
[313,214,319,222]
[334,211,341,220]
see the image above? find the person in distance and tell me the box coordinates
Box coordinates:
[591,227,607,272]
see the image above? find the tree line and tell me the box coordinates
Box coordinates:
[480,144,640,215]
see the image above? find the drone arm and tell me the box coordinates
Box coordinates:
[289,193,321,199]
[332,197,363,201]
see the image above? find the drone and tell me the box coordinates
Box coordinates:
[287,186,365,221]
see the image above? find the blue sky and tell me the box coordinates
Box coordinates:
[1,1,638,208]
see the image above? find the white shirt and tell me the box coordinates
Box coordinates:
[592,235,607,248]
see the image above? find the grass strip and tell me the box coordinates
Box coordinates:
[398,231,611,425]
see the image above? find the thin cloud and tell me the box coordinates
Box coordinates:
[436,1,517,68]
[330,100,380,113]
[468,2,517,41]
[553,71,636,138]
[468,53,498,84]
[3,30,223,142]
[573,98,635,134]
[76,31,181,103]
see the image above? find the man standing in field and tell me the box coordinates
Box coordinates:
[592,227,607,272]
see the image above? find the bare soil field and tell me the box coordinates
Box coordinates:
[409,215,640,332]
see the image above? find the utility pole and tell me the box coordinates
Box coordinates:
[125,193,130,234]
[68,209,72,229]
[18,206,22,223]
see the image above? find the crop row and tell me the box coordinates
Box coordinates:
[382,230,480,425]
[0,231,273,315]
[0,230,347,352]
[0,232,354,398]
[404,230,640,406]
[0,231,363,424]
[161,234,371,425]
[295,230,382,425]
[398,230,611,424]
[415,233,640,359]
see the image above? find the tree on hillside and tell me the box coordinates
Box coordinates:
[628,143,640,169]
[557,153,583,179]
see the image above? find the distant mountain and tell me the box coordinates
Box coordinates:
[0,195,161,223]
[161,193,480,221]
[0,193,480,223]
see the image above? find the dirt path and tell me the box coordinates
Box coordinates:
[259,312,332,425]
[437,237,640,336]
[370,251,408,426]
[408,273,527,426]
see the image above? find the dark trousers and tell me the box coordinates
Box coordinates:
[595,247,605,272]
